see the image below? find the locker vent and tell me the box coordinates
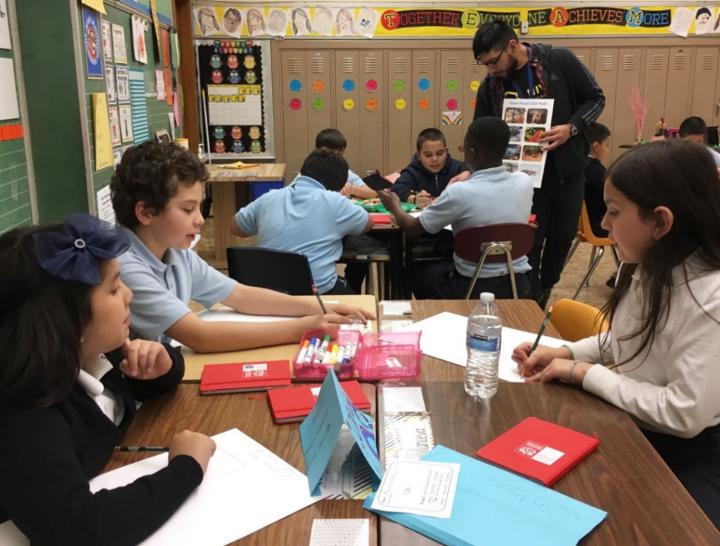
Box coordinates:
[341,56,355,73]
[287,57,302,74]
[311,55,325,73]
[671,53,689,71]
[416,56,431,73]
[649,54,665,71]
[446,57,461,73]
[622,54,637,71]
[699,54,715,71]
[599,55,614,71]
[364,55,378,73]
[394,57,409,73]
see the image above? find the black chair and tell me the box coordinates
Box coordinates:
[226,247,314,295]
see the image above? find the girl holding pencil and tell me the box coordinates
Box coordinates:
[513,140,720,529]
[0,214,215,544]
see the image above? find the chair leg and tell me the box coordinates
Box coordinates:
[378,262,386,301]
[465,245,498,299]
[564,238,580,268]
[585,246,598,287]
[503,249,518,299]
[573,246,605,299]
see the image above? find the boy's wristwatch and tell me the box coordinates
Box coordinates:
[569,123,579,137]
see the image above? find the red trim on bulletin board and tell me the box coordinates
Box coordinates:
[0,124,24,142]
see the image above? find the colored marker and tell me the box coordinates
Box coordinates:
[314,334,331,364]
[296,339,310,364]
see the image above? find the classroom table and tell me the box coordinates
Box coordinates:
[206,163,286,263]
[104,383,378,546]
[378,299,720,545]
[182,294,379,381]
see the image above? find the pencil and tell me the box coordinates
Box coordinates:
[114,446,169,453]
[529,305,553,354]
[312,284,328,314]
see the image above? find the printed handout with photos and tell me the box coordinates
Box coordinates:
[502,97,554,188]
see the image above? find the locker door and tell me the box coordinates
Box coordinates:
[714,59,720,127]
[335,51,361,171]
[612,49,642,161]
[387,50,413,171]
[411,50,437,147]
[664,47,693,128]
[358,50,385,176]
[642,48,669,141]
[281,51,308,179]
[691,47,719,123]
[463,50,487,148]
[439,50,465,158]
[591,49,618,158]
[570,48,594,73]
[306,50,333,152]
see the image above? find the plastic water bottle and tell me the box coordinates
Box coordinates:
[465,292,501,399]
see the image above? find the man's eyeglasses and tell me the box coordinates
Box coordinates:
[476,42,509,67]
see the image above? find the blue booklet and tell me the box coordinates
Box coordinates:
[300,370,383,496]
[364,445,606,546]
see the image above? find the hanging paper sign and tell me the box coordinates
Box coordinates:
[393,79,405,91]
[446,98,458,110]
[289,79,302,91]
[442,111,463,126]
[365,79,378,92]
[446,79,459,91]
[418,77,430,91]
[289,98,302,110]
[470,80,480,92]
[395,98,407,111]
[82,7,103,79]
[343,98,355,111]
[312,98,325,111]
[342,79,355,92]
[312,79,325,93]
[366,98,378,111]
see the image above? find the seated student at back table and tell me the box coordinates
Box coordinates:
[514,141,720,529]
[379,117,533,299]
[231,148,373,295]
[584,122,611,237]
[679,116,720,168]
[315,128,377,199]
[111,142,373,353]
[0,214,215,545]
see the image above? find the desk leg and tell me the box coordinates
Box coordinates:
[389,230,404,300]
[211,182,243,263]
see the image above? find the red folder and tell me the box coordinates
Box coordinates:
[475,416,599,486]
[267,381,371,424]
[199,360,291,394]
[369,213,393,224]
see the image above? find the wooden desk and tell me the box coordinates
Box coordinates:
[105,383,378,546]
[379,299,720,545]
[182,294,379,381]
[207,163,286,263]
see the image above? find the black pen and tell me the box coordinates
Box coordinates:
[529,305,553,354]
[312,284,328,314]
[114,446,169,453]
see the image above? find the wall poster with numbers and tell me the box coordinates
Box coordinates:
[196,39,274,159]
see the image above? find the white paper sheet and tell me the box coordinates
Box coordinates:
[96,185,116,225]
[90,429,322,546]
[0,58,19,121]
[400,313,565,382]
[309,519,369,546]
[0,0,11,49]
[0,520,28,545]
[382,386,426,413]
[371,460,459,519]
[381,300,412,316]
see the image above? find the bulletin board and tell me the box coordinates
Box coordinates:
[196,39,275,159]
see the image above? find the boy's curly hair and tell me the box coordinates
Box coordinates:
[111,142,208,229]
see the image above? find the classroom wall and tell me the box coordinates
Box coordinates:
[0,0,33,234]
[271,37,720,177]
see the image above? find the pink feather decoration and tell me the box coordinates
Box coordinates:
[628,86,648,142]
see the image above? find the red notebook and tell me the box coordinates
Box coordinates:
[199,360,291,394]
[267,381,370,424]
[475,417,599,486]
[369,213,393,224]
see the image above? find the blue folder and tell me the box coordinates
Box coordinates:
[364,445,606,546]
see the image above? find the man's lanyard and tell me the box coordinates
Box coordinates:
[509,60,535,98]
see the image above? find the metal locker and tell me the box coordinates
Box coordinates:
[335,50,361,171]
[439,50,465,157]
[358,50,385,176]
[387,50,413,172]
[281,50,308,178]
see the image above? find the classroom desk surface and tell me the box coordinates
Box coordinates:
[206,163,286,263]
[378,299,720,545]
[182,294,379,381]
[104,382,378,546]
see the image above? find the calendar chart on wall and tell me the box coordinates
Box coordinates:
[196,39,274,158]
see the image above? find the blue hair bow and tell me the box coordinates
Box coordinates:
[32,213,130,285]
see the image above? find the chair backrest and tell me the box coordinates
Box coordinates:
[550,298,608,342]
[226,246,314,295]
[453,223,536,264]
[578,202,613,246]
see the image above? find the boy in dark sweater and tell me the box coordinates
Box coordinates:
[584,122,611,237]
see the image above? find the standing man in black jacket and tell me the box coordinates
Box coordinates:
[472,19,605,307]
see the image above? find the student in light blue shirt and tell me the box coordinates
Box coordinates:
[379,117,533,299]
[112,143,373,353]
[232,148,373,294]
[315,128,377,199]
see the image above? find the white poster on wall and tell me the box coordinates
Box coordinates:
[0,0,10,50]
[0,58,19,120]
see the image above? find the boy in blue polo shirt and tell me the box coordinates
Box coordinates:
[315,128,377,199]
[379,117,533,299]
[231,148,373,294]
[111,142,372,353]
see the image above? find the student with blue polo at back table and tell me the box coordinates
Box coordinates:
[111,142,373,353]
[315,128,377,199]
[231,148,373,294]
[390,128,469,208]
[379,117,533,299]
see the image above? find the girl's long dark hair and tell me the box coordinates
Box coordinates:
[601,140,720,367]
[0,225,92,409]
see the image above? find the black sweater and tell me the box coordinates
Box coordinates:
[474,43,605,180]
[390,154,466,202]
[0,345,203,546]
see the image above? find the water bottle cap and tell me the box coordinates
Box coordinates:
[480,292,495,303]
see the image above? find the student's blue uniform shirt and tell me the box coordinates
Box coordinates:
[118,228,236,343]
[419,166,533,278]
[347,169,364,186]
[235,175,369,293]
